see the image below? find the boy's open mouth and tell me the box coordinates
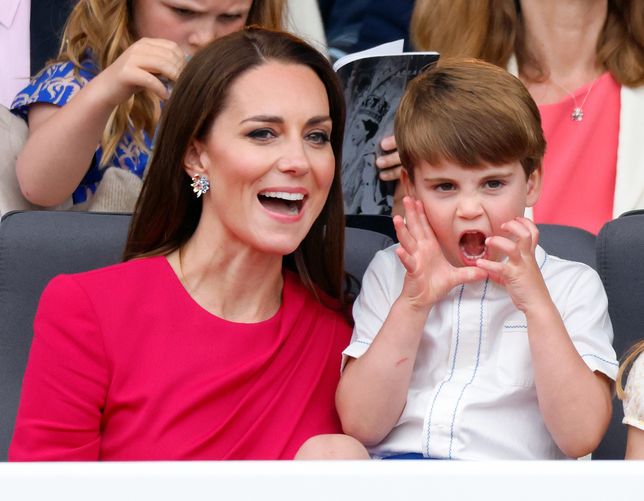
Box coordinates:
[258,191,305,216]
[459,231,487,260]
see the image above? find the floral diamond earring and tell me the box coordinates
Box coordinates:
[190,174,210,198]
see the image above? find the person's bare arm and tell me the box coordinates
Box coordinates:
[16,38,185,206]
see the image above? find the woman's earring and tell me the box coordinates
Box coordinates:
[190,174,210,198]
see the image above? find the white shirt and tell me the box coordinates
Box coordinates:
[344,245,618,459]
[0,0,30,108]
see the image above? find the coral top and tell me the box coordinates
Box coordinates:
[534,72,620,234]
[9,257,351,461]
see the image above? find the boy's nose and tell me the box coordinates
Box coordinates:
[456,196,484,219]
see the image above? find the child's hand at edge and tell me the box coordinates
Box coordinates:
[93,37,186,107]
[376,135,401,181]
[394,196,487,309]
[476,216,551,313]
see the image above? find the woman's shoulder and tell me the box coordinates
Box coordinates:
[11,58,98,119]
[48,256,169,295]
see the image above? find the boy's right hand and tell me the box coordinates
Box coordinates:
[394,197,487,309]
[92,38,186,107]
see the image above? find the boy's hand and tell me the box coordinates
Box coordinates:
[394,197,487,309]
[475,217,550,312]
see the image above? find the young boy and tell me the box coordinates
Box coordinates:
[336,59,618,460]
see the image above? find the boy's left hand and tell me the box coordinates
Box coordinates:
[475,217,550,313]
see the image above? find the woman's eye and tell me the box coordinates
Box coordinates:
[247,129,276,141]
[435,183,454,192]
[485,180,504,189]
[307,131,330,145]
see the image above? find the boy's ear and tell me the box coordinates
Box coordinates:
[400,168,416,198]
[525,167,542,207]
[183,139,209,178]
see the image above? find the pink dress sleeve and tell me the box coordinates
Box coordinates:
[9,275,109,461]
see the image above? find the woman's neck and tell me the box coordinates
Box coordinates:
[168,224,285,324]
[519,0,606,93]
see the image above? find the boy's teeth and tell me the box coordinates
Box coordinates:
[259,191,304,201]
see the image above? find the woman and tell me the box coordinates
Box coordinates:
[409,0,644,234]
[9,27,351,461]
[11,0,285,211]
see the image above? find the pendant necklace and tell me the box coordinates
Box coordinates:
[551,76,599,122]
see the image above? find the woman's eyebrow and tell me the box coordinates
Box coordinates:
[240,115,332,126]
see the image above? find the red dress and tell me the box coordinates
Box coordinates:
[9,257,351,460]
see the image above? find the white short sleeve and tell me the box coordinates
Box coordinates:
[342,246,402,367]
[558,265,619,380]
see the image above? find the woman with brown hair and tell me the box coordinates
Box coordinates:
[11,0,285,211]
[407,0,644,234]
[9,27,351,461]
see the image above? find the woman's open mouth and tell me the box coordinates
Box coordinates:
[459,230,487,264]
[258,191,305,217]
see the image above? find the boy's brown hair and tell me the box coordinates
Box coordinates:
[395,57,546,180]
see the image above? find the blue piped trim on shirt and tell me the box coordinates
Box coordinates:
[447,278,489,459]
[424,284,465,456]
[504,324,527,329]
[581,353,619,366]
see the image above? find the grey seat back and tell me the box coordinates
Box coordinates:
[593,210,644,459]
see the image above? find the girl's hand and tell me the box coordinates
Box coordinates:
[394,196,487,309]
[92,38,186,107]
[376,135,402,181]
[476,217,550,312]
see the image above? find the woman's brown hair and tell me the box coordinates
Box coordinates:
[124,27,347,304]
[410,0,644,86]
[58,0,286,167]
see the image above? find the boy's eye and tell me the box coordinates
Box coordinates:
[307,131,330,145]
[247,128,276,141]
[435,182,455,192]
[485,179,504,189]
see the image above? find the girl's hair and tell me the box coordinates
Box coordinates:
[395,57,545,180]
[58,0,286,166]
[124,27,347,305]
[617,340,644,399]
[410,0,644,86]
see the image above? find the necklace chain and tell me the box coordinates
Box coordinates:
[550,76,599,123]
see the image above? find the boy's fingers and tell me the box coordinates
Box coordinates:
[485,235,517,259]
[401,196,423,238]
[516,217,540,251]
[395,246,417,274]
[415,199,435,241]
[394,214,417,254]
[456,266,488,284]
